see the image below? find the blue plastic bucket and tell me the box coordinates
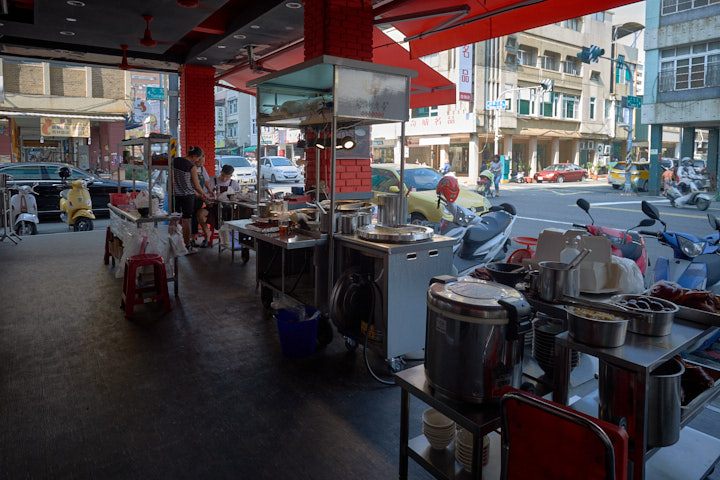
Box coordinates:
[274,306,319,357]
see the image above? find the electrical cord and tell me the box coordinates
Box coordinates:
[362,273,395,386]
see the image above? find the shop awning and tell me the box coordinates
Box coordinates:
[217,28,456,109]
[378,0,642,58]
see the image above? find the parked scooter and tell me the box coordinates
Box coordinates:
[9,184,39,236]
[639,200,720,291]
[57,166,95,231]
[436,177,516,275]
[573,198,653,275]
[665,175,712,211]
[507,170,526,183]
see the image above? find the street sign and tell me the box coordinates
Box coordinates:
[146,87,165,100]
[626,95,642,108]
[486,100,507,110]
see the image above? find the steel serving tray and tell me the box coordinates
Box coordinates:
[356,224,433,243]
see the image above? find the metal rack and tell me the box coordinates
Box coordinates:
[0,175,20,244]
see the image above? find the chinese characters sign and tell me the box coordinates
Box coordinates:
[40,117,90,138]
[458,45,473,102]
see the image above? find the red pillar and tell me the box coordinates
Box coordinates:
[179,65,216,175]
[303,0,373,195]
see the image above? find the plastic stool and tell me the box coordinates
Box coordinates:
[196,223,220,247]
[508,236,538,264]
[121,253,172,318]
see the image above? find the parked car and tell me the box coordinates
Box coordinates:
[533,163,587,183]
[216,155,257,186]
[259,156,301,183]
[370,164,491,224]
[608,161,650,191]
[0,162,150,219]
[693,158,707,176]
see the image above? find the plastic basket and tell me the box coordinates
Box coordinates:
[274,306,319,358]
[109,193,129,206]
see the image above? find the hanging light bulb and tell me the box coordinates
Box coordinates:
[340,136,356,150]
[316,138,326,150]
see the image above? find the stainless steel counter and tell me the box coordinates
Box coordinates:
[225,220,328,250]
[335,232,456,255]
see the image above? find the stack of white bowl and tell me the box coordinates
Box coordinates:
[455,427,490,471]
[422,408,455,450]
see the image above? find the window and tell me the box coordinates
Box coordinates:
[556,18,582,31]
[662,0,720,15]
[505,53,518,65]
[540,92,555,117]
[227,99,238,115]
[563,56,580,75]
[590,12,605,22]
[46,166,88,181]
[371,169,399,192]
[517,89,535,115]
[563,94,579,119]
[506,36,518,49]
[227,122,238,138]
[411,106,438,118]
[616,66,631,85]
[605,100,612,120]
[1,165,44,180]
[540,51,560,71]
[517,45,537,67]
[589,97,596,120]
[590,71,601,81]
[659,42,720,91]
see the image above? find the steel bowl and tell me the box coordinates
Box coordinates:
[486,262,526,287]
[567,306,629,348]
[609,294,677,336]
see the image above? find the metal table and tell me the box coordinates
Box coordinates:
[553,319,720,480]
[396,365,501,480]
[212,200,255,262]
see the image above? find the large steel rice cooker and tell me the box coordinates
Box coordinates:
[425,277,531,403]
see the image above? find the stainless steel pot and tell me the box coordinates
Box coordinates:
[341,214,357,234]
[257,202,272,218]
[320,211,337,233]
[539,261,579,302]
[376,193,402,225]
[425,277,531,403]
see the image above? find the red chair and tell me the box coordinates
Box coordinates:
[121,253,172,318]
[196,223,220,247]
[500,389,628,480]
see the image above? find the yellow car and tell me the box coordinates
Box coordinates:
[608,161,650,192]
[370,164,491,223]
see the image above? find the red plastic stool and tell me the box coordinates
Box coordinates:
[508,236,538,264]
[121,253,172,318]
[196,223,220,247]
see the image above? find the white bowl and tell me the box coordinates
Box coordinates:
[422,408,454,429]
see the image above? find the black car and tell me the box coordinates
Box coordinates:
[0,162,149,219]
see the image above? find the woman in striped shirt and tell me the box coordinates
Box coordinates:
[173,146,209,254]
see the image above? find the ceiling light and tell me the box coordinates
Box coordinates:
[218,45,227,49]
[60,31,75,36]
[340,136,356,150]
[233,34,246,40]
[250,25,261,29]
[177,0,200,7]
[316,139,326,150]
[0,23,4,27]
[286,2,302,8]
[66,0,85,6]
[66,17,77,22]
[285,26,294,31]
[196,56,207,61]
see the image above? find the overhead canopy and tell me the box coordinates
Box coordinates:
[376,0,643,58]
[218,28,456,109]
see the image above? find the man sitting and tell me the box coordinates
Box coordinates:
[206,165,243,246]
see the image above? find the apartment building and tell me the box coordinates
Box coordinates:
[0,58,131,171]
[372,11,645,181]
[642,0,720,189]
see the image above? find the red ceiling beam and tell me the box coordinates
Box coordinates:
[192,17,226,35]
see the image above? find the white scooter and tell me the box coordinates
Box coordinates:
[665,175,712,211]
[436,197,517,276]
[10,184,39,236]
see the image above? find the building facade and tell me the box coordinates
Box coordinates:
[642,0,720,191]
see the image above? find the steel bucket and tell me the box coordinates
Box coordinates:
[377,193,402,225]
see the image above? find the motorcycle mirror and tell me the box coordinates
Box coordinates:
[576,198,594,225]
[638,218,655,227]
[641,200,660,220]
[709,213,720,231]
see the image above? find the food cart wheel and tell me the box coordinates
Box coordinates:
[387,357,406,373]
[316,315,333,348]
[344,337,359,351]
[260,286,273,309]
[241,247,250,264]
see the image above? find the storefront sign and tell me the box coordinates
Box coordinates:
[40,117,90,138]
[458,45,473,102]
[419,136,450,146]
[406,113,475,136]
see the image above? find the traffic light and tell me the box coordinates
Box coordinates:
[577,46,591,64]
[616,54,625,69]
[589,45,605,62]
[539,79,554,92]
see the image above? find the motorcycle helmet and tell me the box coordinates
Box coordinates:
[681,157,692,167]
[57,166,71,179]
[436,175,460,204]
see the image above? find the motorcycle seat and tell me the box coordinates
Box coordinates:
[462,212,512,246]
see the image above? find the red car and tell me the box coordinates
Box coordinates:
[533,163,588,183]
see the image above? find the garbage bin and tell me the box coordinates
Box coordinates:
[274,305,320,358]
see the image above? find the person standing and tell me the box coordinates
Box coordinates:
[440,160,451,175]
[173,146,209,254]
[490,154,503,196]
[191,153,212,248]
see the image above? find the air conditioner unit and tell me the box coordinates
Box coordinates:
[587,140,594,150]
[604,144,611,155]
[579,141,586,150]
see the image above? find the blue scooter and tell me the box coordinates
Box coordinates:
[639,200,720,291]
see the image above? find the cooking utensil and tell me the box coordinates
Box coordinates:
[376,193,402,225]
[356,224,433,243]
[566,306,629,348]
[341,214,358,234]
[538,261,579,302]
[257,202,271,218]
[485,262,527,287]
[609,294,677,336]
[566,248,591,271]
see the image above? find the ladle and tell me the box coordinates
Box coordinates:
[567,248,591,271]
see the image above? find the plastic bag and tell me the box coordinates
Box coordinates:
[612,256,645,294]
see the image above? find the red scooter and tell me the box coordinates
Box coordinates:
[573,198,652,275]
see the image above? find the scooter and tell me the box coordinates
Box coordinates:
[508,170,526,183]
[573,198,652,275]
[9,184,39,236]
[57,166,95,231]
[665,175,712,211]
[436,196,517,276]
[639,200,720,291]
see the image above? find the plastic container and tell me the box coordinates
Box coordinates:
[560,235,581,264]
[109,193,129,206]
[274,305,320,357]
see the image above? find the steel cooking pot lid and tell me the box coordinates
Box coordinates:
[428,279,525,319]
